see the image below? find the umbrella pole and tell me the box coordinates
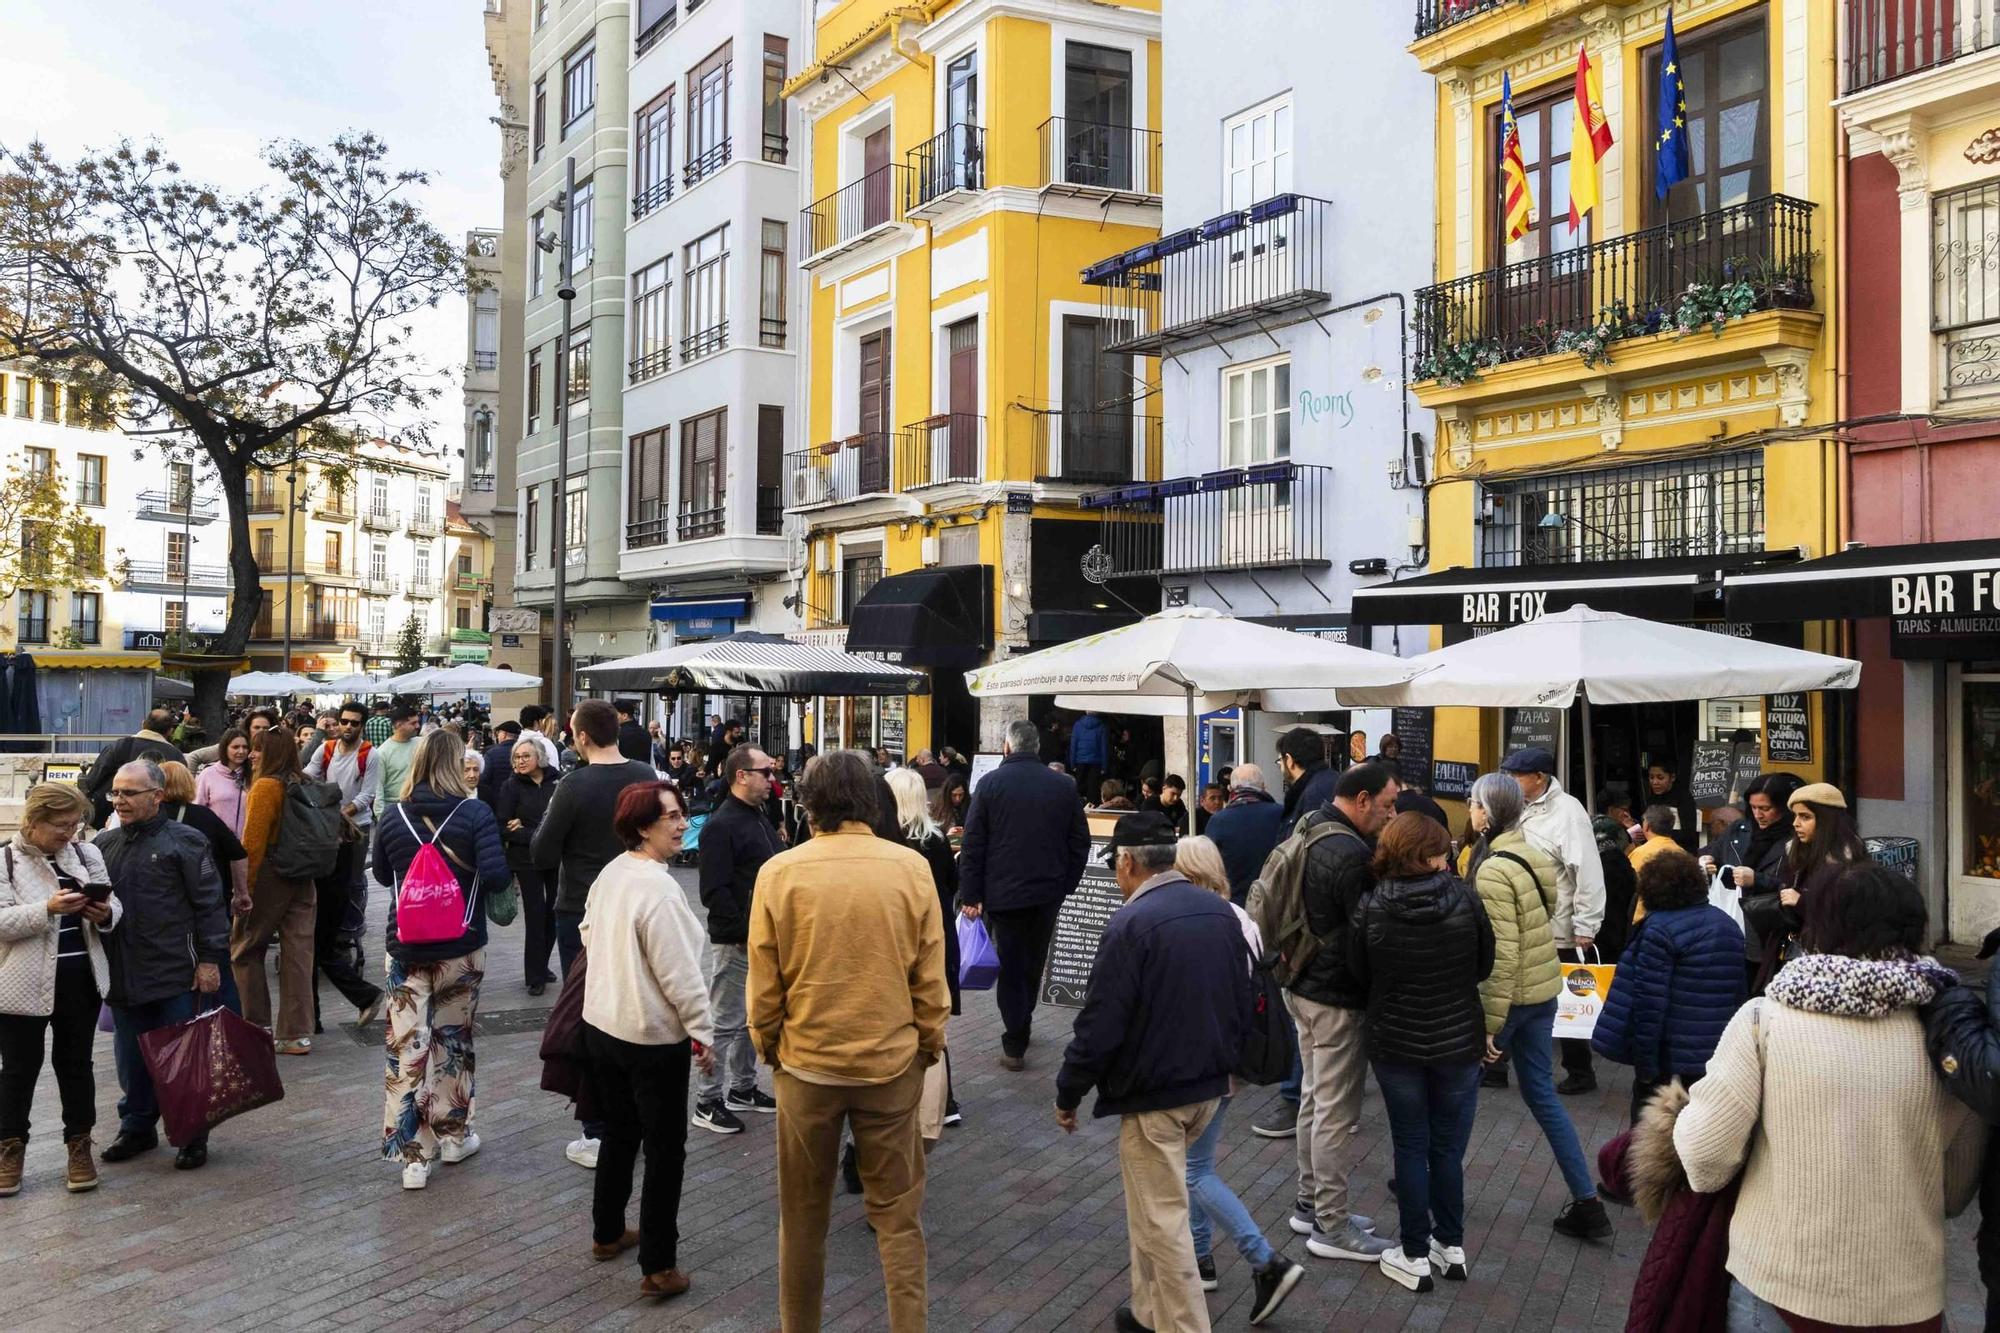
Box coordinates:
[1581,693,1596,816]
[1185,684,1199,801]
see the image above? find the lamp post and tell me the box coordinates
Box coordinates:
[547,155,578,715]
[283,432,300,669]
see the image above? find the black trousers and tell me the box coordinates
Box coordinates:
[0,964,99,1144]
[515,860,556,985]
[313,839,382,1027]
[584,1025,691,1276]
[985,901,1062,1058]
[1556,947,1595,1079]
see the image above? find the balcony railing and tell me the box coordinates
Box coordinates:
[1414,0,1515,39]
[1087,194,1332,355]
[362,506,399,531]
[756,484,782,535]
[1477,452,1765,567]
[627,502,669,550]
[363,571,400,596]
[1846,0,1999,93]
[678,505,727,540]
[407,576,440,598]
[1039,118,1162,201]
[306,619,360,642]
[906,125,985,216]
[681,322,727,362]
[801,164,912,266]
[760,317,786,349]
[249,487,286,515]
[1083,463,1333,577]
[468,473,496,493]
[408,512,442,537]
[784,433,893,510]
[471,351,497,372]
[314,494,355,521]
[121,561,230,595]
[1413,194,1816,382]
[302,557,360,582]
[636,3,676,56]
[136,489,219,523]
[897,414,985,489]
[1032,410,1165,486]
[630,346,671,382]
[684,136,731,188]
[764,131,789,164]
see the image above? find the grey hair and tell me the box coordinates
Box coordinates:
[1122,842,1179,875]
[1468,772,1524,833]
[1004,720,1040,757]
[117,757,166,791]
[1231,762,1268,793]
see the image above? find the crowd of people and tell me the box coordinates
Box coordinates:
[0,695,1994,1332]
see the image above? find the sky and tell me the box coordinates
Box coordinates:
[0,0,504,441]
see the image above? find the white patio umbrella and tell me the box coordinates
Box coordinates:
[965,606,1430,781]
[225,670,319,697]
[1334,605,1862,809]
[383,662,543,695]
[318,671,387,694]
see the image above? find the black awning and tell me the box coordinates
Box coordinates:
[1725,539,2000,621]
[846,564,993,668]
[1026,609,1141,646]
[1349,553,1794,628]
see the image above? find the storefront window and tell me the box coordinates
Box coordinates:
[881,696,906,761]
[1966,678,2000,880]
[1700,696,1763,744]
[850,695,876,749]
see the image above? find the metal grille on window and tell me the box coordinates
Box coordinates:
[1934,180,2000,399]
[760,221,786,347]
[629,259,671,382]
[1477,450,1765,567]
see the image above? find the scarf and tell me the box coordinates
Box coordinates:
[1742,814,1790,870]
[1764,952,1955,1019]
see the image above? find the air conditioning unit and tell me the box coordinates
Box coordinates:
[813,542,830,574]
[790,466,830,509]
[920,535,939,567]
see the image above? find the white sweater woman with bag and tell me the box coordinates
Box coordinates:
[0,782,123,1197]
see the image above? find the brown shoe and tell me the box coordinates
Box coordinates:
[591,1228,640,1262]
[639,1269,691,1300]
[999,1053,1025,1072]
[64,1136,97,1193]
[0,1138,22,1196]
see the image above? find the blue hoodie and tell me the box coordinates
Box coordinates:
[1068,714,1109,767]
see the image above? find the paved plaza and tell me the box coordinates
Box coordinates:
[3,868,1984,1332]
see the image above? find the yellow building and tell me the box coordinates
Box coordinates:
[1353,0,1843,811]
[785,0,1163,755]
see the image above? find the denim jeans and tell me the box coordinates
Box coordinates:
[1494,996,1596,1201]
[111,991,205,1145]
[1372,1060,1481,1257]
[1279,1036,1303,1106]
[1186,1096,1274,1266]
[695,943,758,1104]
[1724,1278,1791,1332]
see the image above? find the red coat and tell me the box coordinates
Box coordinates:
[1603,1079,1741,1333]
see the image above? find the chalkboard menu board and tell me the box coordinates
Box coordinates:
[1505,707,1563,758]
[1041,841,1126,1009]
[1765,694,1812,764]
[1431,760,1478,801]
[1689,740,1735,804]
[1730,744,1764,804]
[1390,707,1434,790]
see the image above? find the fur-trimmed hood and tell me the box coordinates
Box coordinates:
[1628,1077,1693,1225]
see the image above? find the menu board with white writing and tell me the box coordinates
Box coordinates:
[1505,707,1563,758]
[1765,694,1811,764]
[1041,841,1125,1009]
[1391,707,1434,791]
[1689,740,1735,805]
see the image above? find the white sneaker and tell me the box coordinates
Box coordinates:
[565,1136,600,1169]
[1428,1240,1468,1281]
[401,1159,429,1190]
[1379,1248,1433,1292]
[439,1131,480,1164]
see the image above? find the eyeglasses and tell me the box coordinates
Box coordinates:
[109,787,160,799]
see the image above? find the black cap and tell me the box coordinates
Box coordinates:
[1500,746,1556,776]
[1101,810,1178,865]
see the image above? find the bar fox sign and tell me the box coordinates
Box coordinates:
[1724,542,2000,660]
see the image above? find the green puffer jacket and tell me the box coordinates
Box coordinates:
[1473,828,1562,1035]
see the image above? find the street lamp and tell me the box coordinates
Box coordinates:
[542,156,579,715]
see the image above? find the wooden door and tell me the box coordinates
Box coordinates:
[856,329,891,493]
[863,127,891,229]
[947,319,978,479]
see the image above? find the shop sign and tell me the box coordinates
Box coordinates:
[1041,841,1124,1009]
[1765,694,1812,764]
[1891,613,2000,660]
[1866,836,1919,884]
[1689,740,1735,805]
[1431,760,1477,800]
[1505,707,1562,757]
[1389,707,1433,791]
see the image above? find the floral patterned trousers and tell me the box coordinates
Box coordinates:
[380,949,483,1163]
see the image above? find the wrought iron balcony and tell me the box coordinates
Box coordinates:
[632,177,673,219]
[1413,194,1816,382]
[1846,0,1998,93]
[1937,179,2000,400]
[906,125,985,218]
[471,351,497,372]
[678,505,727,541]
[1082,462,1332,577]
[627,501,669,550]
[1086,194,1332,355]
[898,415,985,489]
[362,506,399,531]
[304,619,360,642]
[363,571,400,596]
[302,557,360,583]
[408,512,442,537]
[249,485,286,515]
[756,484,782,535]
[684,136,731,188]
[760,317,786,349]
[314,494,355,521]
[1414,0,1518,39]
[406,576,440,598]
[680,322,727,363]
[801,164,912,267]
[1038,118,1162,202]
[136,489,219,524]
[468,473,496,493]
[783,433,893,510]
[1031,410,1164,486]
[1476,451,1765,568]
[121,561,230,596]
[629,346,671,382]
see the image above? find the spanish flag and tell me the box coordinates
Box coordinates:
[1568,45,1614,230]
[1500,73,1534,244]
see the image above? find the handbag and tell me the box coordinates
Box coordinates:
[421,813,518,927]
[956,915,1000,990]
[137,1003,285,1146]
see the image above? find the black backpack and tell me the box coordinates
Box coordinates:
[1234,951,1294,1085]
[267,778,345,880]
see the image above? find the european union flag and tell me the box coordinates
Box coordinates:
[1655,8,1691,200]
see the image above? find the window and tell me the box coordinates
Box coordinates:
[455,603,472,631]
[370,542,388,584]
[530,211,546,297]
[471,411,495,474]
[164,600,187,635]
[679,408,725,538]
[167,530,189,580]
[11,377,30,418]
[682,225,728,361]
[532,77,547,162]
[415,488,434,526]
[534,0,547,27]
[759,220,786,348]
[1059,316,1133,481]
[633,91,674,217]
[763,36,788,163]
[567,178,595,272]
[473,289,499,369]
[1645,13,1769,224]
[686,42,732,185]
[367,602,386,639]
[168,460,194,509]
[1491,87,1587,265]
[566,334,591,403]
[628,428,670,548]
[414,546,432,587]
[457,549,474,577]
[938,523,979,566]
[1223,94,1293,211]
[562,41,596,130]
[527,344,543,432]
[38,381,57,423]
[840,552,882,623]
[524,485,541,570]
[1222,358,1291,466]
[74,454,105,506]
[16,591,47,645]
[756,405,784,533]
[1937,181,2000,397]
[370,474,390,519]
[255,527,275,572]
[637,0,678,55]
[630,258,671,381]
[323,531,342,577]
[25,447,51,481]
[70,591,100,645]
[1063,43,1135,190]
[1478,451,1765,566]
[74,524,103,579]
[564,475,587,566]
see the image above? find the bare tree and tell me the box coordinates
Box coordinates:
[0,133,465,723]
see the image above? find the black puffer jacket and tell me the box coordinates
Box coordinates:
[1349,869,1495,1066]
[1286,806,1374,1010]
[1923,933,2000,1317]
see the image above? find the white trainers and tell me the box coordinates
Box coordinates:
[565,1136,600,1169]
[1379,1247,1434,1292]
[401,1159,429,1190]
[439,1131,480,1164]
[1428,1240,1468,1281]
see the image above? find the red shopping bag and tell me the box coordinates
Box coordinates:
[138,1004,285,1146]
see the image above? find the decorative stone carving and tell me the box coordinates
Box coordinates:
[1880,124,1930,211]
[1593,392,1624,450]
[1762,350,1812,427]
[1968,128,2000,165]
[1442,413,1474,471]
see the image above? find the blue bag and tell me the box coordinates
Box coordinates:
[957,915,1000,991]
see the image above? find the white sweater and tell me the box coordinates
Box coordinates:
[579,852,715,1048]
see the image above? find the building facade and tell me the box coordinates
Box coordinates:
[787,0,1165,756]
[483,0,537,678]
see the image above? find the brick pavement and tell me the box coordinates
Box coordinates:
[1,867,1984,1331]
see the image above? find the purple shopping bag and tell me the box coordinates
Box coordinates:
[138,1004,285,1146]
[957,915,1000,991]
[97,1002,114,1034]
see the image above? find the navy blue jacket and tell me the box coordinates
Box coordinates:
[1279,762,1338,836]
[477,739,518,808]
[1922,932,2000,1292]
[958,753,1090,913]
[1205,789,1283,905]
[377,784,511,965]
[1591,904,1746,1078]
[1068,714,1109,768]
[1055,873,1253,1118]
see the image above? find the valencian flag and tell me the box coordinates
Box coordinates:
[1568,45,1614,229]
[1655,8,1692,199]
[1501,73,1535,243]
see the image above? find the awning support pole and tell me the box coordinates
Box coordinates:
[1185,682,1199,800]
[1581,692,1596,816]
